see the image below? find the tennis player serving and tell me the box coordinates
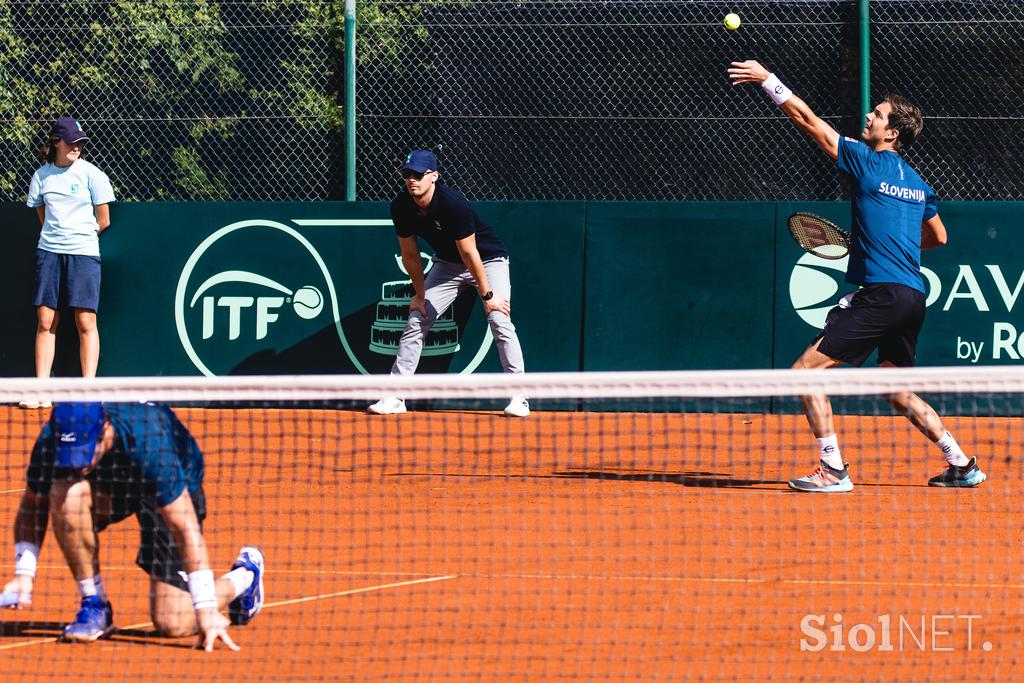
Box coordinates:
[728,60,987,492]
[2,402,265,650]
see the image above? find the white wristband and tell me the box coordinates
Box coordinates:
[762,73,793,105]
[14,542,39,578]
[187,569,217,610]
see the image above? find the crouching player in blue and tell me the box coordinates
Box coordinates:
[2,402,264,651]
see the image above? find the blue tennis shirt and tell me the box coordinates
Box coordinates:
[837,137,937,293]
[28,403,204,508]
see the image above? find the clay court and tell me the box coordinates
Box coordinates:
[1,406,1020,681]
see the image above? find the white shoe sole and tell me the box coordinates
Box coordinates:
[503,407,530,418]
[63,624,114,643]
[368,404,407,415]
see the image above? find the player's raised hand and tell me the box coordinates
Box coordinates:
[196,607,240,652]
[728,60,771,85]
[2,575,33,609]
[485,293,511,316]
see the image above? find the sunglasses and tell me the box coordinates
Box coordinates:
[400,169,431,181]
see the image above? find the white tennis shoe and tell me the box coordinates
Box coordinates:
[503,395,530,418]
[368,397,407,415]
[18,400,52,410]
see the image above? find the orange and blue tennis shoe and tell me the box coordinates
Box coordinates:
[928,457,987,488]
[787,460,853,493]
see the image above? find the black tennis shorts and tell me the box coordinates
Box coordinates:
[94,485,207,591]
[816,283,926,367]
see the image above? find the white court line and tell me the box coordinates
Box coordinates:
[493,573,765,584]
[0,488,25,495]
[266,574,457,609]
[0,635,59,651]
[0,575,456,651]
[783,577,1024,590]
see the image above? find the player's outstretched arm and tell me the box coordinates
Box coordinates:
[921,214,948,249]
[160,489,240,652]
[4,491,49,609]
[728,60,840,160]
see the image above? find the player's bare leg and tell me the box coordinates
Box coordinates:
[878,361,987,487]
[20,306,58,408]
[49,479,115,641]
[792,337,843,436]
[149,574,241,637]
[49,478,101,582]
[34,306,58,379]
[75,308,99,378]
[151,546,264,639]
[788,338,852,492]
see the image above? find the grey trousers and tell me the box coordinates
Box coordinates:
[391,256,525,375]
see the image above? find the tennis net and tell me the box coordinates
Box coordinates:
[0,368,1020,681]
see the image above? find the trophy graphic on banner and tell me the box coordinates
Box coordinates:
[369,254,460,356]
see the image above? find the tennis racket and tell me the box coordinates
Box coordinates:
[787,212,850,260]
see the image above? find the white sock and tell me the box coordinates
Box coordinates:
[77,575,107,601]
[936,431,969,466]
[224,567,255,600]
[817,434,844,470]
[93,574,107,601]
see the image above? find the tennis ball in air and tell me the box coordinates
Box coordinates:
[292,285,324,319]
[724,13,741,30]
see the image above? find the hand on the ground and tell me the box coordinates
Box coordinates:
[2,575,33,609]
[484,294,511,316]
[197,607,239,652]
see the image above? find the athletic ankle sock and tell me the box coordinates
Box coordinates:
[936,431,969,466]
[224,567,255,599]
[77,575,106,601]
[817,434,844,471]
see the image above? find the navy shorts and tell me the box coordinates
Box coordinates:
[92,483,207,591]
[816,283,926,367]
[33,248,101,311]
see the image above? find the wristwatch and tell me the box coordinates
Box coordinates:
[481,290,494,301]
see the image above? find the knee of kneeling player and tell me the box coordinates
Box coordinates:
[152,611,197,638]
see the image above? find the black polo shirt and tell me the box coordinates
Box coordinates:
[390,183,508,263]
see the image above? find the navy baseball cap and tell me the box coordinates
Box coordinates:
[53,402,106,469]
[52,116,90,144]
[400,149,438,174]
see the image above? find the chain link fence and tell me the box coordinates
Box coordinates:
[872,0,1024,200]
[359,0,857,201]
[0,1,344,201]
[1,1,1022,202]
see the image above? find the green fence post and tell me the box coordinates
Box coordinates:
[859,0,870,119]
[344,0,357,200]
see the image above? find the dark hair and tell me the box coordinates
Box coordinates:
[883,93,924,151]
[37,134,60,163]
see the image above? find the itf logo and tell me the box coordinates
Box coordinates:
[175,219,363,376]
